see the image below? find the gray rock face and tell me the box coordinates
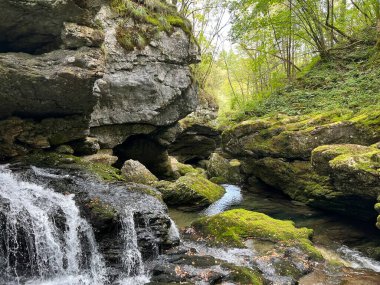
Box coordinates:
[89,6,199,128]
[0,48,103,119]
[0,0,102,53]
[0,2,200,159]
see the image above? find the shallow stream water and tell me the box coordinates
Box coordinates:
[169,183,380,283]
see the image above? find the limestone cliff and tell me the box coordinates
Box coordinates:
[0,0,200,159]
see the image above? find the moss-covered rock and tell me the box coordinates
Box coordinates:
[243,156,377,220]
[170,156,206,177]
[312,144,380,198]
[121,159,159,184]
[222,111,380,160]
[192,209,322,260]
[221,263,264,285]
[85,197,118,231]
[110,0,193,51]
[153,173,225,209]
[207,152,244,184]
[17,150,125,182]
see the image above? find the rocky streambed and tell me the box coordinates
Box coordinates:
[165,183,380,285]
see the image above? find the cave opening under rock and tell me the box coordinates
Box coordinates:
[0,36,61,55]
[113,135,174,179]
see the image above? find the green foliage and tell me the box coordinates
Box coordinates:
[110,0,192,51]
[220,42,380,123]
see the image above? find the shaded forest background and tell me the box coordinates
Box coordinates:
[177,0,380,121]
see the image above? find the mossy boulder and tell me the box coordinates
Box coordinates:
[121,159,159,184]
[153,173,225,209]
[243,156,377,220]
[207,152,244,184]
[222,111,380,160]
[221,264,264,285]
[170,156,206,177]
[84,198,118,232]
[192,209,322,260]
[312,144,380,198]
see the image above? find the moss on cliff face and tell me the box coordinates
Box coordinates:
[110,0,192,51]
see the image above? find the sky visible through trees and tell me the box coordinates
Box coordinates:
[178,0,380,115]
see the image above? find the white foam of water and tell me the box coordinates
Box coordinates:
[168,218,181,243]
[120,209,145,277]
[0,165,107,284]
[338,245,380,272]
[114,275,151,285]
[31,166,70,179]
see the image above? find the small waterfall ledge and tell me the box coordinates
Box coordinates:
[0,165,175,285]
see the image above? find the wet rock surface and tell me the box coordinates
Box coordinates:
[6,164,174,268]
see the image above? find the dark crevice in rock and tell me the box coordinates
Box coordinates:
[0,37,61,55]
[113,135,173,179]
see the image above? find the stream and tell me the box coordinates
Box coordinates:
[169,183,380,284]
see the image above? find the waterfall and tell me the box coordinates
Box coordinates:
[0,165,153,285]
[120,209,145,277]
[0,165,107,285]
[115,209,150,285]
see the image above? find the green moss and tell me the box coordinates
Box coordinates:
[209,176,228,184]
[83,160,125,181]
[222,263,264,285]
[176,162,199,176]
[192,209,322,260]
[19,150,125,182]
[179,173,225,203]
[330,148,380,175]
[87,198,118,221]
[154,173,225,208]
[110,0,193,51]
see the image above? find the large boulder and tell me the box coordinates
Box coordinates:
[207,152,244,184]
[222,111,380,222]
[223,112,380,160]
[154,173,225,209]
[121,159,159,185]
[191,209,322,283]
[312,144,380,198]
[0,48,103,119]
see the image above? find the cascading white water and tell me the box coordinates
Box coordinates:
[168,218,181,243]
[338,245,380,272]
[0,165,107,285]
[120,209,145,277]
[115,209,150,285]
